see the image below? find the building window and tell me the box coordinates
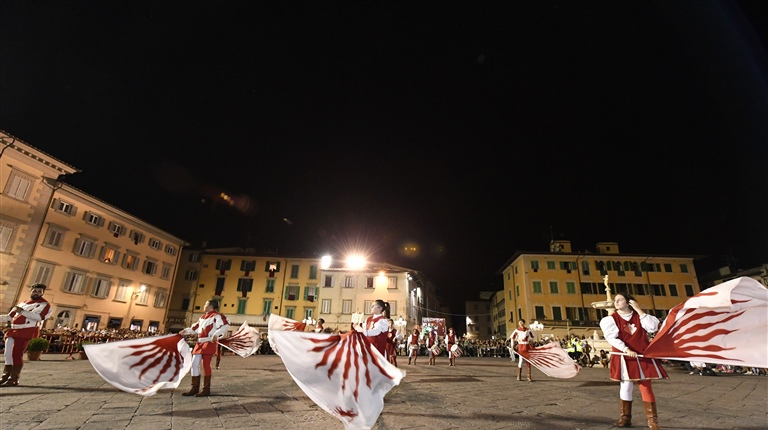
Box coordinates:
[304,285,318,302]
[285,285,300,301]
[3,169,33,201]
[651,284,666,296]
[323,275,333,287]
[73,235,97,258]
[664,263,673,273]
[668,284,678,297]
[42,224,66,249]
[532,281,542,294]
[344,276,355,288]
[164,244,177,256]
[237,278,254,293]
[241,260,256,272]
[684,284,695,297]
[108,221,125,237]
[389,301,397,316]
[363,300,373,314]
[188,252,201,262]
[0,223,16,252]
[366,277,374,289]
[303,308,315,320]
[263,299,272,315]
[265,278,275,293]
[546,261,555,270]
[148,238,161,250]
[122,253,140,271]
[83,211,104,227]
[530,260,540,272]
[136,287,150,305]
[114,282,131,302]
[142,259,158,276]
[185,269,198,280]
[62,270,88,294]
[549,281,558,294]
[290,264,299,278]
[91,277,112,298]
[237,299,247,314]
[680,264,689,273]
[32,262,54,285]
[552,306,562,320]
[160,263,172,280]
[309,264,318,280]
[534,306,545,320]
[388,277,397,289]
[99,245,120,265]
[215,277,225,296]
[53,199,76,215]
[342,299,352,314]
[566,281,576,294]
[153,290,167,307]
[285,307,296,319]
[321,299,331,314]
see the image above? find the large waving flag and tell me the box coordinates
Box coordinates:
[84,334,192,396]
[644,277,767,367]
[269,314,405,430]
[517,341,581,378]
[219,321,261,358]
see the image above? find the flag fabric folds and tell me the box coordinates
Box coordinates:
[643,276,768,368]
[268,314,406,430]
[84,334,192,396]
[219,321,261,358]
[516,341,581,378]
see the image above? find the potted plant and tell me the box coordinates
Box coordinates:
[77,341,94,360]
[25,337,50,361]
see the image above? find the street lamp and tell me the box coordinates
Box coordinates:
[530,320,544,333]
[302,317,316,327]
[126,285,146,330]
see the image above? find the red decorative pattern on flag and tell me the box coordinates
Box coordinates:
[644,277,768,368]
[84,334,192,396]
[517,341,580,378]
[219,321,261,357]
[269,314,405,429]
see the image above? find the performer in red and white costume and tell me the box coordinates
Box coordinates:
[353,299,390,357]
[445,327,459,366]
[427,329,438,365]
[180,299,229,397]
[599,292,668,430]
[386,318,402,367]
[511,318,535,381]
[0,283,52,386]
[406,328,421,365]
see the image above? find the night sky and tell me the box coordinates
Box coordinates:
[2,1,767,319]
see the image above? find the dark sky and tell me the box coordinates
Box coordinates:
[2,1,767,316]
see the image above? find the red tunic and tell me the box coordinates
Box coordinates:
[5,297,52,340]
[365,315,388,356]
[608,311,669,382]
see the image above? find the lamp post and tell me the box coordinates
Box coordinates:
[302,317,316,331]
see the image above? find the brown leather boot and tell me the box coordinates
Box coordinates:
[0,365,11,384]
[615,400,632,427]
[643,401,659,430]
[0,364,22,386]
[181,375,200,396]
[517,367,522,381]
[195,375,211,396]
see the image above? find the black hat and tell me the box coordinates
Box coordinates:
[30,283,47,290]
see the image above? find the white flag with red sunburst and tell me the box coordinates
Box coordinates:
[269,314,405,430]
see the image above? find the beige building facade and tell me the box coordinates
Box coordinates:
[1,131,186,332]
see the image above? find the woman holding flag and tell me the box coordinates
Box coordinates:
[600,292,667,430]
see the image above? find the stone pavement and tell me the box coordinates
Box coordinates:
[1,354,766,430]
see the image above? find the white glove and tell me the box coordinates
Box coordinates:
[180,328,195,336]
